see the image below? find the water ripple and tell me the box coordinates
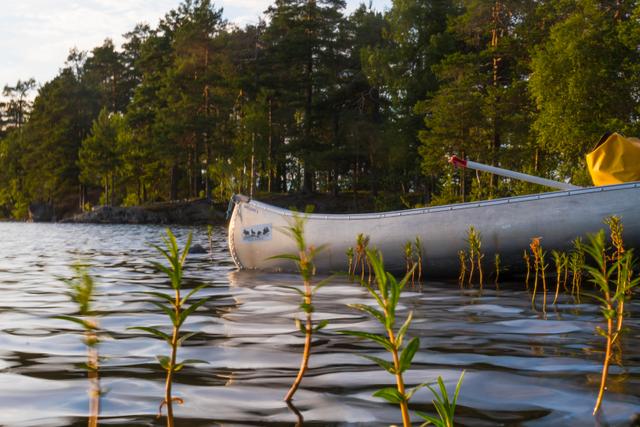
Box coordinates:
[0,222,638,426]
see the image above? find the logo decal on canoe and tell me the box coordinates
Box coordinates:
[242,223,272,242]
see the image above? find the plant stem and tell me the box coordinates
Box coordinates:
[477,255,483,290]
[165,289,181,427]
[88,331,99,427]
[285,276,312,402]
[387,326,410,427]
[531,261,538,309]
[524,251,531,289]
[468,249,475,288]
[593,312,613,415]
[541,263,547,314]
[165,324,178,427]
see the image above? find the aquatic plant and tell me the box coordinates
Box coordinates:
[586,218,639,415]
[605,216,627,331]
[569,237,585,300]
[403,238,424,285]
[457,250,467,287]
[466,226,484,288]
[551,250,569,305]
[207,225,214,257]
[346,246,355,279]
[354,233,372,283]
[523,250,531,289]
[270,213,331,402]
[494,253,501,287]
[340,250,423,426]
[404,241,416,285]
[529,237,547,311]
[129,229,209,427]
[416,372,465,427]
[414,237,424,283]
[57,265,101,427]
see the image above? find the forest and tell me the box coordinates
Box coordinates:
[1,0,640,219]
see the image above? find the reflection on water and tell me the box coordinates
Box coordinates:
[0,222,638,426]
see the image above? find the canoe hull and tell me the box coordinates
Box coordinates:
[228,183,640,277]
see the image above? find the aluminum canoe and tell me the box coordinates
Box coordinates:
[227,182,640,277]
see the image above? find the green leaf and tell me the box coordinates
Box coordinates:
[405,381,429,401]
[399,337,420,373]
[150,301,177,326]
[149,260,173,279]
[150,245,171,266]
[437,376,450,408]
[362,354,395,374]
[177,331,199,346]
[54,315,95,331]
[313,319,329,332]
[312,274,336,294]
[388,272,401,312]
[179,232,193,267]
[295,318,307,334]
[281,285,306,298]
[398,266,415,291]
[396,311,414,348]
[347,303,385,324]
[337,330,394,351]
[180,283,208,306]
[373,387,405,404]
[174,358,208,371]
[415,410,443,427]
[156,355,171,370]
[128,326,171,343]
[178,297,210,327]
[137,291,174,304]
[452,370,465,407]
[300,302,314,313]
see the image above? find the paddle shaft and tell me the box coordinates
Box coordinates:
[448,155,583,191]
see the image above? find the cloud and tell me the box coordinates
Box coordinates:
[0,0,389,89]
[0,0,180,87]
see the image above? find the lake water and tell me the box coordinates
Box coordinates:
[0,222,638,426]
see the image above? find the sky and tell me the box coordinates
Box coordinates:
[0,0,391,92]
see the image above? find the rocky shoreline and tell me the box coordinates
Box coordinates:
[60,199,227,225]
[24,192,394,225]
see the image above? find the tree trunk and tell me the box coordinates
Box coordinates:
[268,97,274,193]
[302,1,314,194]
[170,164,179,201]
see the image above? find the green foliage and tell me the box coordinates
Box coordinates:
[416,372,465,427]
[551,250,569,304]
[569,237,586,299]
[530,0,640,182]
[465,226,484,288]
[582,220,639,415]
[56,264,102,424]
[129,228,208,426]
[340,249,463,426]
[56,264,100,338]
[79,108,125,205]
[339,250,416,425]
[271,213,331,401]
[5,0,640,218]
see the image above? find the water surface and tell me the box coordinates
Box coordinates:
[0,222,638,426]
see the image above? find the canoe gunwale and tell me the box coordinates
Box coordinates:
[233,181,640,221]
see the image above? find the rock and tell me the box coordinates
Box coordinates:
[188,244,208,254]
[60,199,225,225]
[28,202,55,222]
